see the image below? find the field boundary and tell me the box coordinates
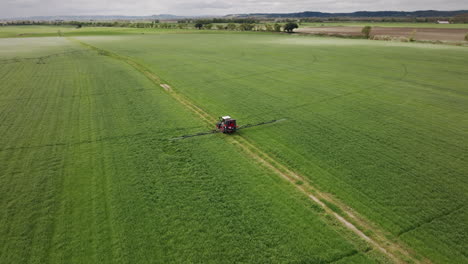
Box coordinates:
[69,37,430,264]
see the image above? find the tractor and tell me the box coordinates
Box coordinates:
[171,116,285,140]
[216,116,237,134]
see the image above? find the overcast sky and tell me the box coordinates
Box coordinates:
[1,0,467,18]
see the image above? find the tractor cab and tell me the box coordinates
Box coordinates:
[216,116,237,134]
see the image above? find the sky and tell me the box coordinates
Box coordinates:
[1,0,467,18]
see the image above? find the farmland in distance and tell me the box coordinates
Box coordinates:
[1,27,467,263]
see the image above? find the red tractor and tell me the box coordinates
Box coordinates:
[216,116,237,134]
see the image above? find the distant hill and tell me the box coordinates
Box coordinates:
[2,14,194,21]
[228,10,468,18]
[4,10,468,21]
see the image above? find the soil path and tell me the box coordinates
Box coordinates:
[160,84,172,91]
[70,37,431,264]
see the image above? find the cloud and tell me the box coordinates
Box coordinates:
[175,1,234,10]
[0,0,467,18]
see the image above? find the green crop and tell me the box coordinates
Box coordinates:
[80,32,468,263]
[0,35,376,263]
[1,26,467,263]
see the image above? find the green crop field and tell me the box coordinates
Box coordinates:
[0,25,198,38]
[1,26,467,264]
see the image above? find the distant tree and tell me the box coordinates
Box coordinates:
[453,13,468,23]
[239,23,255,31]
[195,23,203,30]
[361,26,372,39]
[204,23,213,30]
[264,24,273,31]
[227,23,237,30]
[284,22,298,33]
[216,25,224,30]
[273,23,282,32]
[136,22,146,28]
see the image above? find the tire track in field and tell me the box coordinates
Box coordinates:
[69,38,429,264]
[397,204,465,237]
[239,63,408,122]
[0,125,204,153]
[0,88,160,103]
[187,56,317,86]
[267,63,409,114]
[0,132,147,153]
[0,50,89,65]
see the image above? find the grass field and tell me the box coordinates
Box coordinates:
[1,27,467,263]
[0,35,380,263]
[0,25,202,38]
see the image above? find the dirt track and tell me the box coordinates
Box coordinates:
[160,84,172,91]
[297,26,468,41]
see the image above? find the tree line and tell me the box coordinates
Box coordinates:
[0,20,300,32]
[178,18,259,24]
[194,21,298,32]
